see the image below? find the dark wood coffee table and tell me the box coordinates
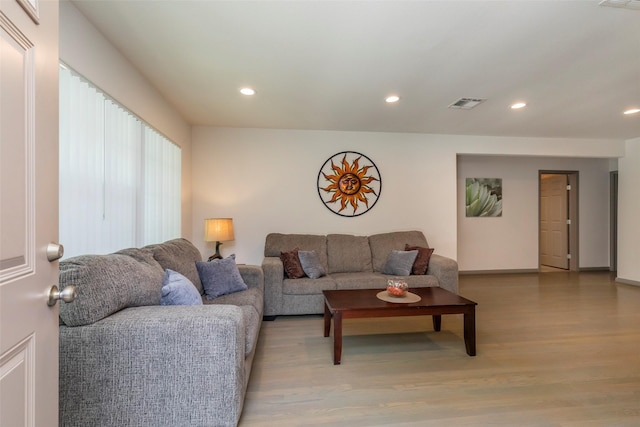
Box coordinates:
[323,287,477,365]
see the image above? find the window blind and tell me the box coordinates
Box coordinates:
[59,64,181,258]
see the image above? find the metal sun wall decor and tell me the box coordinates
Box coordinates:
[465,178,503,217]
[317,151,381,217]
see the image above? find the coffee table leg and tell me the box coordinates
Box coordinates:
[464,308,476,356]
[333,311,342,365]
[324,301,331,337]
[432,315,441,331]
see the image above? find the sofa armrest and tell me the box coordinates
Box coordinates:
[261,257,284,316]
[60,305,246,427]
[238,264,264,291]
[427,254,459,294]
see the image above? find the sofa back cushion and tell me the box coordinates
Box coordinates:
[327,234,373,273]
[146,238,204,294]
[369,231,429,273]
[59,248,164,326]
[264,233,328,273]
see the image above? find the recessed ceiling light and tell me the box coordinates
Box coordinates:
[511,102,527,109]
[385,95,400,103]
[240,88,256,96]
[623,108,640,115]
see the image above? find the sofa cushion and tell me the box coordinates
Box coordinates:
[197,255,248,300]
[147,238,204,294]
[406,244,435,275]
[280,247,306,279]
[160,269,203,306]
[282,277,337,295]
[401,274,441,288]
[205,286,264,319]
[327,234,373,274]
[331,272,389,290]
[383,250,418,276]
[59,248,164,326]
[332,272,440,289]
[369,231,429,272]
[298,250,326,279]
[264,233,329,272]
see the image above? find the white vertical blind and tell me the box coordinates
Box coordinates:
[59,68,107,256]
[103,100,140,251]
[59,64,181,258]
[142,127,181,246]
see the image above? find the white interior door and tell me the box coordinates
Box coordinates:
[1,0,60,425]
[540,174,569,269]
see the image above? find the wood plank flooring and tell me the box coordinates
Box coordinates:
[240,272,640,426]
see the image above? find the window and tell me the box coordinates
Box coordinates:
[59,64,181,258]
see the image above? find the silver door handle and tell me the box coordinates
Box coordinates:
[48,285,76,306]
[46,242,64,262]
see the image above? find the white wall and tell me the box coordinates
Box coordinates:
[617,138,640,285]
[192,127,624,265]
[59,0,193,237]
[457,156,611,271]
[191,128,458,263]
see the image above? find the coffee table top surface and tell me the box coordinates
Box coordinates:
[323,287,476,311]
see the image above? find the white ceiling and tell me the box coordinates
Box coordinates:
[71,0,640,140]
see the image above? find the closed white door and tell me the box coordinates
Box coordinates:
[1,0,61,425]
[540,174,569,269]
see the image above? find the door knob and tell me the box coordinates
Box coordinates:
[48,285,77,306]
[46,242,64,262]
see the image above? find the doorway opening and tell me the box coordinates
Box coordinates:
[539,171,579,271]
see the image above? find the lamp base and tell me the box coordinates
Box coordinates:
[208,241,223,262]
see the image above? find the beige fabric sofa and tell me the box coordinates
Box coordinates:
[262,230,458,317]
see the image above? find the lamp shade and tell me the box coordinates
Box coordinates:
[204,218,235,242]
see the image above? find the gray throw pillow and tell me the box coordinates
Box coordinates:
[160,269,203,306]
[298,250,326,279]
[383,250,419,276]
[196,254,248,300]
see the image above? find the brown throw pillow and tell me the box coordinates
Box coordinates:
[280,248,306,279]
[405,244,435,275]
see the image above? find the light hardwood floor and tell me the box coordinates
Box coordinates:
[240,272,640,426]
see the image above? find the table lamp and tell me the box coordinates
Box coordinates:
[204,218,235,261]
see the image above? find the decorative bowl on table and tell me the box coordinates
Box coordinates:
[386,279,408,297]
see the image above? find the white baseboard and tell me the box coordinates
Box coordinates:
[460,267,611,275]
[459,269,539,275]
[615,277,640,287]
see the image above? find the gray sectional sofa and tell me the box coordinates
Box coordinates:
[58,238,263,427]
[262,230,458,317]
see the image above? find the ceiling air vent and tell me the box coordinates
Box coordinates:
[599,0,640,10]
[448,98,487,110]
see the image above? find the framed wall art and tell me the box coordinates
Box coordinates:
[317,151,381,217]
[465,178,502,217]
